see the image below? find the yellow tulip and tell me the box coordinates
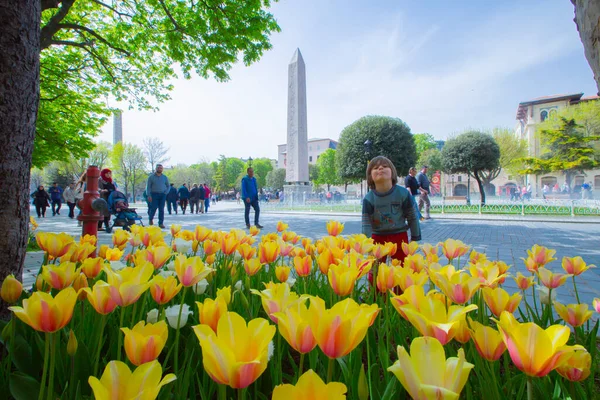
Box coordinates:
[328,263,360,297]
[196,297,228,333]
[482,287,522,318]
[388,336,473,400]
[452,316,471,344]
[36,232,75,260]
[468,262,507,288]
[346,234,374,255]
[469,250,487,265]
[514,272,535,291]
[36,274,50,293]
[376,264,398,293]
[9,287,77,332]
[219,232,239,255]
[275,266,291,282]
[169,224,181,237]
[554,303,593,328]
[121,320,168,366]
[439,239,469,262]
[555,349,591,382]
[309,297,379,359]
[338,252,373,279]
[174,255,213,287]
[390,284,429,319]
[522,256,538,273]
[193,312,276,389]
[104,247,124,261]
[294,255,313,277]
[105,262,154,307]
[67,330,78,356]
[317,249,336,275]
[562,256,595,276]
[203,239,219,256]
[244,258,264,276]
[259,241,281,264]
[128,235,142,248]
[396,295,478,345]
[279,240,295,257]
[1,274,22,303]
[139,226,166,247]
[72,272,89,300]
[495,311,584,377]
[80,234,97,246]
[41,262,78,290]
[537,267,571,289]
[326,221,344,236]
[401,241,419,256]
[469,320,506,361]
[281,230,300,244]
[272,369,347,399]
[371,243,392,260]
[112,229,131,250]
[142,245,173,270]
[250,282,305,323]
[237,243,256,260]
[272,301,318,354]
[276,221,289,232]
[403,253,426,273]
[247,225,260,236]
[194,225,213,242]
[149,275,182,305]
[61,242,96,263]
[82,281,120,315]
[80,257,105,279]
[395,267,429,292]
[433,271,480,304]
[88,360,176,400]
[526,244,556,269]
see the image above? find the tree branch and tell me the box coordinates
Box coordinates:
[57,23,131,56]
[91,0,133,18]
[51,40,93,48]
[158,0,182,30]
[41,0,61,11]
[40,0,76,50]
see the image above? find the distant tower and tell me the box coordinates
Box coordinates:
[113,111,123,145]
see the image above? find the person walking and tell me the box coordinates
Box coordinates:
[166,183,179,215]
[241,167,263,229]
[189,184,200,214]
[146,164,170,228]
[98,168,116,233]
[203,183,211,213]
[178,183,190,214]
[48,182,63,216]
[416,165,431,220]
[405,167,423,221]
[198,183,206,213]
[32,185,51,218]
[63,183,78,219]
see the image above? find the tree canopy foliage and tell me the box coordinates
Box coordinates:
[522,117,600,186]
[441,131,500,204]
[315,148,341,190]
[492,127,528,182]
[266,168,286,191]
[249,158,274,189]
[214,156,245,193]
[337,116,416,182]
[417,149,443,177]
[35,0,280,167]
[413,133,437,156]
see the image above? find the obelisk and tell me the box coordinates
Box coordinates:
[284,49,311,202]
[113,111,123,145]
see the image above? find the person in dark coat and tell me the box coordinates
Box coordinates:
[166,183,179,215]
[189,184,201,214]
[32,185,51,218]
[48,182,63,216]
[177,183,190,214]
[98,168,116,233]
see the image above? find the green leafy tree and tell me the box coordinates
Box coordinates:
[110,142,147,200]
[441,131,500,205]
[413,133,437,156]
[249,158,274,189]
[214,156,245,193]
[309,163,320,183]
[521,118,600,187]
[190,161,217,186]
[266,168,286,191]
[337,115,416,182]
[417,149,443,178]
[315,148,341,190]
[492,127,528,183]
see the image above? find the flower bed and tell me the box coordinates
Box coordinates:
[1,222,599,399]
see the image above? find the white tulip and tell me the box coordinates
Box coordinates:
[165,304,192,329]
[109,261,126,271]
[158,270,177,278]
[268,340,274,361]
[234,280,243,291]
[146,308,159,324]
[193,279,209,295]
[173,238,192,254]
[536,286,557,305]
[286,277,296,288]
[165,260,176,271]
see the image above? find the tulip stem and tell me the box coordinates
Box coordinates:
[548,289,554,324]
[218,384,226,400]
[526,376,533,400]
[117,306,126,361]
[572,276,581,304]
[38,332,50,400]
[93,315,107,377]
[327,358,334,383]
[366,330,374,400]
[297,352,305,380]
[47,332,56,400]
[238,388,246,400]
[174,286,189,373]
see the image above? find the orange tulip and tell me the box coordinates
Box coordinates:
[80,234,97,246]
[203,239,219,256]
[149,275,182,305]
[144,245,173,270]
[36,232,74,259]
[112,229,130,250]
[439,239,469,262]
[328,263,361,297]
[317,249,336,275]
[554,303,593,327]
[194,225,213,242]
[376,264,398,293]
[41,262,78,290]
[72,272,89,300]
[469,250,487,265]
[1,274,22,303]
[275,266,291,282]
[401,241,419,256]
[244,258,264,276]
[555,349,591,382]
[281,230,300,244]
[394,267,429,292]
[196,297,228,333]
[174,255,213,287]
[104,247,124,261]
[562,256,595,276]
[237,243,256,260]
[403,253,426,273]
[9,287,77,332]
[469,320,506,361]
[293,255,313,277]
[514,272,535,291]
[250,282,305,323]
[61,242,96,263]
[326,221,344,236]
[104,263,153,307]
[522,256,538,273]
[526,244,556,269]
[482,287,522,318]
[259,241,281,264]
[219,233,239,255]
[434,271,480,304]
[537,267,571,289]
[276,221,289,232]
[121,320,168,366]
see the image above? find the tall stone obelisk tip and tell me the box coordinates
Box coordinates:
[290,48,304,64]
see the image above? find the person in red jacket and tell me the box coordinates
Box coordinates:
[203,183,211,213]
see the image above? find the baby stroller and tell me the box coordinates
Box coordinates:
[107,190,143,231]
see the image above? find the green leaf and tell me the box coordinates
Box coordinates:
[10,335,38,377]
[9,372,41,400]
[379,378,397,400]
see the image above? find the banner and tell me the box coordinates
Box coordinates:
[430,171,441,196]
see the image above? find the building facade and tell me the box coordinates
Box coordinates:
[277,138,338,168]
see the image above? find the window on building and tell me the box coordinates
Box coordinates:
[458,176,462,182]
[595,175,600,189]
[317,145,320,150]
[541,176,557,187]
[309,156,313,162]
[540,110,548,122]
[309,146,312,151]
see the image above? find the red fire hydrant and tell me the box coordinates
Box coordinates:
[77,166,106,256]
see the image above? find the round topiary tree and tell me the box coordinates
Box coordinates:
[336,115,416,183]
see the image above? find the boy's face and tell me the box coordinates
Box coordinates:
[371,164,392,184]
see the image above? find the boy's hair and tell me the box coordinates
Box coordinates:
[366,156,398,190]
[409,167,417,174]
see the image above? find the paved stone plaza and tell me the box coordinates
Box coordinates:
[25,202,600,306]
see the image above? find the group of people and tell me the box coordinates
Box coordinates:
[510,184,532,201]
[163,182,212,216]
[31,181,82,219]
[404,165,432,220]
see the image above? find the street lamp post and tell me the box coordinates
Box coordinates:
[362,140,373,198]
[451,175,455,196]
[248,157,253,167]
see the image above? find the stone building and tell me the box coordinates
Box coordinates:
[277,138,337,168]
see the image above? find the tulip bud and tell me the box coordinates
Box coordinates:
[72,272,89,300]
[1,275,22,304]
[165,304,192,328]
[192,279,209,295]
[36,274,50,293]
[67,330,78,356]
[146,309,159,324]
[238,290,250,310]
[358,363,369,400]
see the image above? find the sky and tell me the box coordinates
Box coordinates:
[97,0,598,165]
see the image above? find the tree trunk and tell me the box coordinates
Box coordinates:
[572,0,600,94]
[473,170,486,205]
[0,1,40,316]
